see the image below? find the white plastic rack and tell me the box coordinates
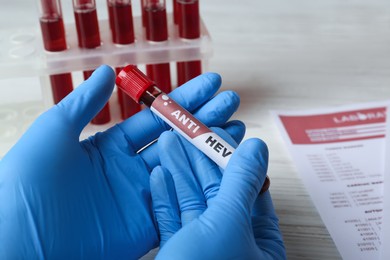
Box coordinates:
[0,14,212,157]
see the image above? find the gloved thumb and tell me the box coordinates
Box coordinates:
[55,65,115,134]
[217,138,269,213]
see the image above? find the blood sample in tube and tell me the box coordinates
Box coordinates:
[83,70,111,125]
[107,0,141,119]
[116,68,126,117]
[39,0,67,51]
[73,0,101,49]
[144,0,168,41]
[107,0,135,44]
[177,0,200,39]
[115,67,141,119]
[73,0,110,124]
[173,0,179,24]
[116,65,270,193]
[176,0,202,86]
[48,73,73,104]
[117,65,233,168]
[140,0,146,27]
[38,0,73,104]
[177,60,201,87]
[143,0,172,93]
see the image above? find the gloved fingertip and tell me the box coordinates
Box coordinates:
[150,166,173,209]
[150,165,163,182]
[217,90,240,114]
[195,90,240,127]
[150,166,169,187]
[211,127,239,149]
[150,166,181,248]
[201,72,222,87]
[90,65,116,83]
[222,120,246,145]
[218,138,269,210]
[226,90,240,107]
[158,131,184,154]
[170,73,222,111]
[56,64,116,134]
[225,120,246,131]
[150,166,176,199]
[159,130,176,141]
[245,138,269,170]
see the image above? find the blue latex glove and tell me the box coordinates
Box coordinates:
[0,65,241,259]
[150,130,286,259]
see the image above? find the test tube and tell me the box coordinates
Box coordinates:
[107,0,141,119]
[38,0,73,104]
[107,0,135,44]
[176,0,202,86]
[117,65,233,169]
[115,67,141,119]
[143,0,172,94]
[140,0,146,27]
[73,0,111,124]
[173,0,179,24]
[115,65,271,193]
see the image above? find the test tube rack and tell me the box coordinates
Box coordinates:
[0,13,212,157]
[0,15,212,79]
[0,14,212,78]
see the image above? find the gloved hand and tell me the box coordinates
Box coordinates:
[0,65,241,259]
[150,130,286,259]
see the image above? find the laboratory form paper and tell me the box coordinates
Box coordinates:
[273,101,389,260]
[382,110,390,260]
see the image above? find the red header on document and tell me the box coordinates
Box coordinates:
[279,107,386,144]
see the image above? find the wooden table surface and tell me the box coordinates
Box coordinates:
[201,1,390,259]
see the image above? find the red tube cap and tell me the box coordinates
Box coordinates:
[116,65,156,103]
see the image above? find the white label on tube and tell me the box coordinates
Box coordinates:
[150,94,235,169]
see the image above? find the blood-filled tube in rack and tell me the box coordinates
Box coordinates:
[173,0,179,24]
[143,0,172,94]
[176,0,202,86]
[38,0,73,104]
[73,0,111,124]
[140,0,146,27]
[107,0,141,119]
[73,0,100,49]
[107,0,135,44]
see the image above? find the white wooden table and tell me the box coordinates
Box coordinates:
[201,1,390,259]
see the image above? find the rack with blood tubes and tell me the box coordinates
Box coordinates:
[143,0,172,94]
[73,0,111,124]
[0,0,212,130]
[38,0,74,104]
[175,0,202,86]
[107,0,141,119]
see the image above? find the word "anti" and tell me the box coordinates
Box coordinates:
[171,110,200,133]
